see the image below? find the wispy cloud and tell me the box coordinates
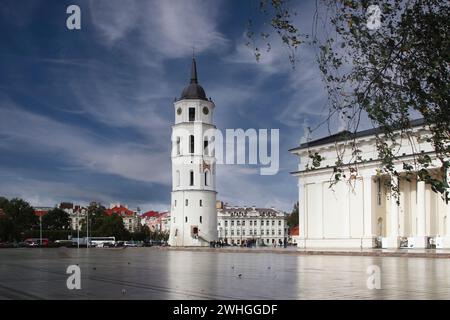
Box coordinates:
[0,105,170,185]
[89,0,228,58]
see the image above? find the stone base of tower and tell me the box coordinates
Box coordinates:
[168,190,218,247]
[168,235,211,247]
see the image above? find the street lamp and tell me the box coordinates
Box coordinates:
[86,208,89,248]
[77,210,80,249]
[39,214,42,247]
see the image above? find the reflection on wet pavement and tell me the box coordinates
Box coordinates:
[0,248,448,299]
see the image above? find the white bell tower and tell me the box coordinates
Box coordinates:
[168,58,218,246]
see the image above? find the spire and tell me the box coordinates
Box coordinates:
[180,57,207,101]
[190,57,198,84]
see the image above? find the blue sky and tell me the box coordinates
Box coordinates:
[0,0,340,212]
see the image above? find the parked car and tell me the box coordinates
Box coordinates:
[54,240,73,247]
[142,241,153,247]
[23,238,49,247]
[124,241,138,247]
[0,242,14,248]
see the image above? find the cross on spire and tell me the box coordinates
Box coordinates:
[190,54,198,84]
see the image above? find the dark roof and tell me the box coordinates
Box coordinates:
[289,118,426,152]
[180,58,208,101]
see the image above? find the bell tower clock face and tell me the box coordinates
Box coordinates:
[177,107,182,115]
[202,106,209,115]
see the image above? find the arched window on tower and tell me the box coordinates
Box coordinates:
[189,108,195,121]
[189,135,194,154]
[204,170,210,186]
[203,137,209,156]
[176,137,181,155]
[189,170,194,186]
[175,170,180,187]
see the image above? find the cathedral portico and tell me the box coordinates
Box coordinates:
[290,121,450,249]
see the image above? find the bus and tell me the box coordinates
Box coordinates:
[89,237,116,247]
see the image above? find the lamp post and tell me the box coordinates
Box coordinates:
[86,209,89,248]
[39,214,42,247]
[77,210,80,249]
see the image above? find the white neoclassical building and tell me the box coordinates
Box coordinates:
[168,58,218,246]
[290,119,450,249]
[216,202,288,246]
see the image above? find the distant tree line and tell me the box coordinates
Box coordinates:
[0,196,168,242]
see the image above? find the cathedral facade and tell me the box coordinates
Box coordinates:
[290,120,450,249]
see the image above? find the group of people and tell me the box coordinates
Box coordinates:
[209,238,289,248]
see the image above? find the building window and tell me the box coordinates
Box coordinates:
[231,220,234,226]
[204,138,209,155]
[185,216,188,223]
[261,230,264,235]
[199,199,203,207]
[250,230,253,235]
[174,200,177,207]
[176,137,181,155]
[200,216,202,224]
[204,170,210,186]
[272,220,275,226]
[278,230,281,236]
[278,220,281,226]
[242,230,245,236]
[242,220,245,226]
[189,107,195,121]
[237,220,240,226]
[189,135,194,154]
[250,221,253,226]
[185,199,188,206]
[225,230,228,236]
[237,230,240,236]
[254,220,257,226]
[266,220,269,226]
[189,170,194,186]
[231,230,234,236]
[225,220,228,227]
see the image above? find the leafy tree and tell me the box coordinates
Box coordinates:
[42,208,71,230]
[80,202,107,231]
[250,0,449,200]
[0,197,37,242]
[287,201,299,228]
[95,213,129,239]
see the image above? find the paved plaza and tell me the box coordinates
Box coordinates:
[0,247,449,299]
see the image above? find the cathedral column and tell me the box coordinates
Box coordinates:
[414,180,428,248]
[383,175,400,248]
[362,175,375,248]
[440,185,450,248]
[297,182,306,249]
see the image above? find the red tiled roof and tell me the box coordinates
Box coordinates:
[105,205,135,216]
[141,210,160,218]
[34,210,49,218]
[290,225,299,236]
